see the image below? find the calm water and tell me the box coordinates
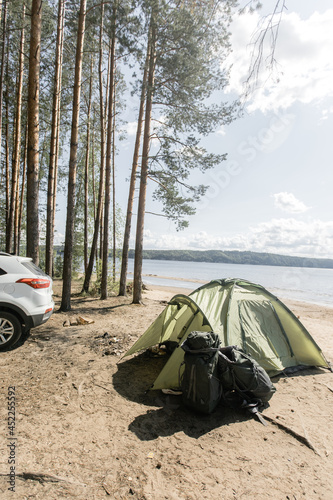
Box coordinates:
[127,258,333,307]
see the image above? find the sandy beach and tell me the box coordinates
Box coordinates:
[0,280,332,499]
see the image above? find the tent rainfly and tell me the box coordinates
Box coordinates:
[123,279,329,390]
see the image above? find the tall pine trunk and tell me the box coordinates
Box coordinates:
[18,124,28,253]
[0,0,7,171]
[100,5,117,300]
[81,5,106,293]
[4,47,9,230]
[45,0,65,276]
[27,0,42,265]
[133,19,156,304]
[60,0,86,311]
[9,4,25,255]
[91,111,96,222]
[118,31,151,296]
[84,55,93,272]
[112,77,116,283]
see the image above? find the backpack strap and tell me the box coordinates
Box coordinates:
[241,400,267,426]
[188,365,196,403]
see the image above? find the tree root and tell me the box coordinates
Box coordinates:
[0,471,86,486]
[262,414,321,456]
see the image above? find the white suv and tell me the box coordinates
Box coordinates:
[0,253,54,350]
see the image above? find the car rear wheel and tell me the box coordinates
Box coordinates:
[0,312,22,351]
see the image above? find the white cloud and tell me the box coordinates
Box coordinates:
[247,218,333,257]
[321,106,333,121]
[226,9,333,112]
[143,219,333,258]
[273,192,310,214]
[216,126,226,136]
[124,121,138,136]
[53,232,65,245]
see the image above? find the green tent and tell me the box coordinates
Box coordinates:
[124,278,329,390]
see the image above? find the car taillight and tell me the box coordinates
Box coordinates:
[16,278,50,289]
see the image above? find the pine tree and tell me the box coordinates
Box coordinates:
[81,3,107,294]
[27,0,43,265]
[45,0,65,276]
[132,0,238,303]
[100,2,117,300]
[118,23,151,296]
[60,0,87,311]
[133,10,156,304]
[0,0,7,174]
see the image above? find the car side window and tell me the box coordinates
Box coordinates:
[0,268,7,276]
[21,262,46,276]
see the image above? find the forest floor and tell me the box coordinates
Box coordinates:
[1,279,333,499]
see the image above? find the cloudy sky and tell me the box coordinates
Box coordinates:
[55,1,333,259]
[134,0,333,259]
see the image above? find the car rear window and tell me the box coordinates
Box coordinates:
[21,261,48,276]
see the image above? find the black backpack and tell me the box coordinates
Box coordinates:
[218,345,276,405]
[181,331,222,414]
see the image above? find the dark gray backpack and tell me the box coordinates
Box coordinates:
[218,345,276,404]
[181,331,222,414]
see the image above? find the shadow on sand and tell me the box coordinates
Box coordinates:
[113,352,250,441]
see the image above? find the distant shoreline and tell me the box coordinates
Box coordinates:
[127,249,333,269]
